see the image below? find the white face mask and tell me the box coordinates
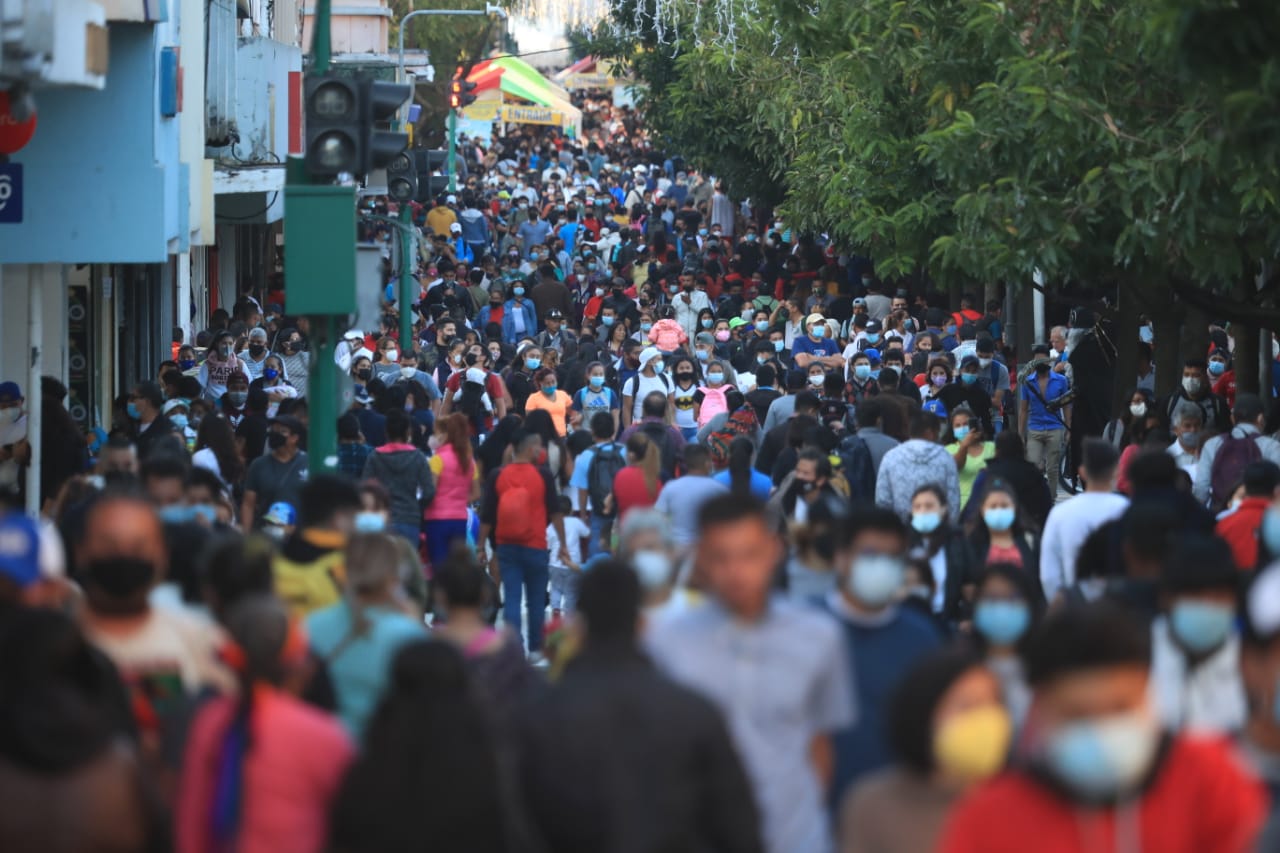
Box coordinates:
[384,349,399,363]
[0,408,19,426]
[808,374,825,387]
[428,434,443,451]
[631,549,672,590]
[1129,402,1147,418]
[400,366,417,380]
[1182,376,1202,395]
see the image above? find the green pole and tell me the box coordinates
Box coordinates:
[312,0,331,73]
[399,203,415,349]
[447,109,458,192]
[308,316,339,475]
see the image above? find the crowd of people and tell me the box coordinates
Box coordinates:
[1,93,1280,852]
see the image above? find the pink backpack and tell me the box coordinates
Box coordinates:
[698,384,734,427]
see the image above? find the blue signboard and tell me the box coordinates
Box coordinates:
[0,163,22,223]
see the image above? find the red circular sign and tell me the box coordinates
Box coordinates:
[0,91,37,155]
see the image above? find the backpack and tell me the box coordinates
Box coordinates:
[697,384,733,428]
[627,371,671,399]
[586,443,627,518]
[707,405,759,468]
[836,433,877,501]
[1209,432,1261,511]
[496,465,540,542]
[639,421,678,481]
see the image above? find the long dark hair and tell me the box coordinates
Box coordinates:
[327,641,509,853]
[727,436,754,496]
[196,413,245,485]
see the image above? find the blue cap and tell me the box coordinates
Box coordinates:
[864,348,881,364]
[264,502,296,526]
[0,382,21,404]
[0,513,40,587]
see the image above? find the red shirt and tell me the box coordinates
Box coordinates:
[481,461,557,550]
[1213,371,1237,408]
[940,736,1267,853]
[1216,496,1270,570]
[445,370,506,434]
[613,465,662,520]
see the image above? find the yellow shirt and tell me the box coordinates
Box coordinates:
[426,206,457,238]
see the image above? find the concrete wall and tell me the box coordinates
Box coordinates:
[0,265,70,389]
[303,0,390,54]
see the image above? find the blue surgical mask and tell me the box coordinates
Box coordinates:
[354,511,386,532]
[854,364,871,380]
[847,554,905,608]
[866,333,880,344]
[974,600,1030,646]
[526,358,541,371]
[701,319,713,329]
[984,507,1016,532]
[191,504,218,525]
[755,320,769,333]
[543,384,558,396]
[514,287,525,296]
[1042,712,1161,800]
[953,425,970,441]
[696,350,709,361]
[588,375,605,389]
[158,504,194,524]
[127,402,140,420]
[960,373,978,385]
[911,511,942,535]
[946,324,957,335]
[811,325,827,339]
[772,339,784,352]
[179,359,196,370]
[1208,360,1227,377]
[170,414,189,430]
[264,368,280,381]
[870,369,881,381]
[602,315,616,327]
[641,322,653,332]
[1169,600,1234,654]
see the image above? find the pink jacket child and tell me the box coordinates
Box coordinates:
[177,602,354,853]
[648,318,688,353]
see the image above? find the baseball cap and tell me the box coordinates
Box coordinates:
[853,298,866,307]
[264,502,296,527]
[546,309,565,320]
[0,382,24,405]
[450,222,462,233]
[865,320,882,334]
[344,329,364,342]
[162,398,190,416]
[695,332,715,346]
[805,313,826,328]
[446,194,457,204]
[728,317,748,329]
[497,190,511,200]
[960,354,980,369]
[1031,343,1052,357]
[865,348,882,365]
[0,513,40,588]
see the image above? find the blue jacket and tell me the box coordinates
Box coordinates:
[450,237,474,264]
[500,298,538,344]
[458,208,489,247]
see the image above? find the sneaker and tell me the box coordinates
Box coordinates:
[528,651,549,668]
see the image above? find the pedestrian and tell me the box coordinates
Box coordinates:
[360,408,436,545]
[965,479,1044,603]
[839,649,1011,853]
[478,429,569,657]
[969,562,1041,728]
[272,474,361,619]
[907,483,980,623]
[305,533,424,739]
[1194,393,1280,509]
[875,410,962,523]
[128,381,176,460]
[1240,564,1280,847]
[609,430,664,521]
[1148,533,1245,734]
[652,443,728,549]
[423,412,479,570]
[240,415,308,529]
[940,601,1267,853]
[826,507,943,805]
[1018,346,1070,489]
[547,494,588,615]
[176,595,353,853]
[518,559,765,853]
[1038,438,1129,602]
[944,405,994,509]
[1216,460,1280,570]
[647,494,854,853]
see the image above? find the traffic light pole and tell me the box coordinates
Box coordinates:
[399,203,415,349]
[447,109,458,192]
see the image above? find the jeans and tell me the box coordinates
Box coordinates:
[390,522,420,548]
[495,544,549,653]
[424,518,470,572]
[549,564,581,613]
[588,512,612,558]
[1026,428,1065,491]
[680,425,700,442]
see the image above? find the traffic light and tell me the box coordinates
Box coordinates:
[449,71,478,111]
[304,74,361,178]
[385,150,417,203]
[362,79,412,174]
[413,149,450,202]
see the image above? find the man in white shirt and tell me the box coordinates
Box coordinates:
[671,272,711,339]
[1040,439,1130,602]
[1167,402,1204,486]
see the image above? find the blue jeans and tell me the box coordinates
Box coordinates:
[424,518,469,571]
[680,425,699,442]
[390,522,420,548]
[495,544,549,653]
[588,512,612,558]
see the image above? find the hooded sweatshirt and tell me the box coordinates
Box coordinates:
[361,443,436,527]
[874,439,962,523]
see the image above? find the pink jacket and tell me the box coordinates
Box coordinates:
[424,443,474,521]
[648,319,688,352]
[177,688,353,853]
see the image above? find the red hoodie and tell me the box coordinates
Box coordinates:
[1216,496,1270,571]
[940,736,1267,853]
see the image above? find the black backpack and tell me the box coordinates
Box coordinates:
[639,421,678,481]
[587,443,627,518]
[837,433,877,501]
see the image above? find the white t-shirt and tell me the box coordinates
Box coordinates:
[627,372,671,421]
[548,516,589,570]
[1039,491,1130,601]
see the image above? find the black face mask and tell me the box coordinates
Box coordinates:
[677,372,694,382]
[248,344,266,357]
[356,368,372,381]
[84,556,155,599]
[267,431,288,450]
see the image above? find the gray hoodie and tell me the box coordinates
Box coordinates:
[362,445,436,527]
[874,439,961,523]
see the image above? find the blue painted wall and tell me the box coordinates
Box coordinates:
[0,22,182,263]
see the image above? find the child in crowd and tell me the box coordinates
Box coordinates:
[547,495,588,617]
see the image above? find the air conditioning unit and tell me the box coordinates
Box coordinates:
[0,0,108,89]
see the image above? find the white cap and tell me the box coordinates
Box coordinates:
[640,346,663,368]
[344,329,363,341]
[446,194,457,204]
[465,367,487,384]
[450,222,462,233]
